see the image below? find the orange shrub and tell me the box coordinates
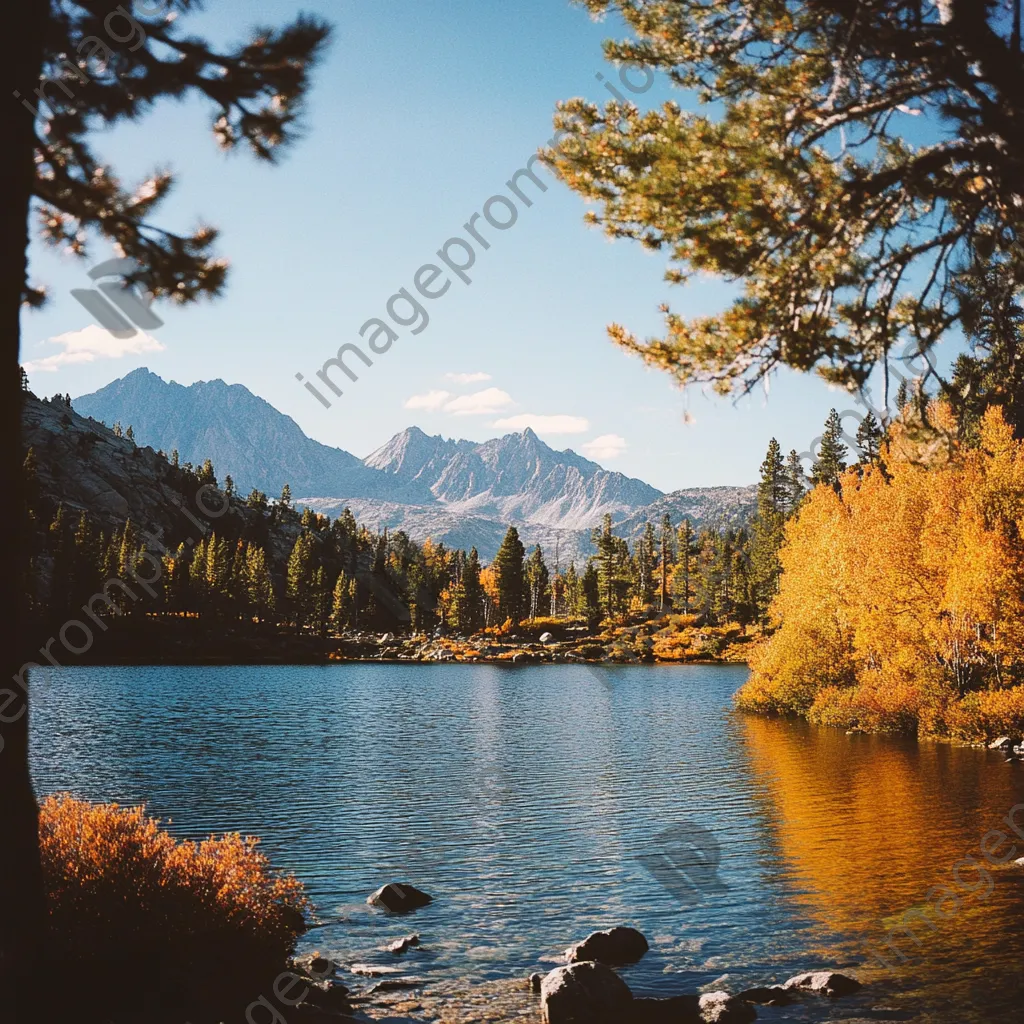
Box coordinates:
[808,671,924,734]
[40,794,308,966]
[939,686,1024,741]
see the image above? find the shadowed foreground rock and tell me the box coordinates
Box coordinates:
[367,883,432,913]
[564,926,649,965]
[541,962,633,1023]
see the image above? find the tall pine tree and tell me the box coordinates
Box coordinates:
[812,409,849,492]
[493,526,526,624]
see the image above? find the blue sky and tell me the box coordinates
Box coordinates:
[21,0,947,491]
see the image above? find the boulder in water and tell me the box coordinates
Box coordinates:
[367,882,432,913]
[564,926,649,965]
[782,971,861,997]
[387,933,420,954]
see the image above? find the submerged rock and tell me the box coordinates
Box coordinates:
[782,970,861,997]
[736,985,792,1006]
[387,933,420,954]
[367,882,432,913]
[541,962,633,1023]
[564,926,649,965]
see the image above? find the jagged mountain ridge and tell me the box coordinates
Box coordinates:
[74,367,433,503]
[364,425,660,528]
[74,369,756,562]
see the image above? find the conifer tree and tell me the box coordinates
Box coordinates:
[493,526,527,624]
[751,439,787,618]
[673,519,696,614]
[462,548,485,633]
[70,511,100,609]
[245,545,275,622]
[635,521,658,608]
[311,567,330,637]
[286,533,316,628]
[330,571,357,632]
[592,514,631,617]
[246,489,268,512]
[161,544,189,616]
[48,505,71,614]
[563,562,582,619]
[188,538,208,613]
[658,513,674,611]
[229,540,248,618]
[812,410,849,492]
[581,562,601,627]
[856,412,884,465]
[203,534,231,610]
[894,380,910,419]
[525,546,551,621]
[544,2,1024,396]
[784,451,807,516]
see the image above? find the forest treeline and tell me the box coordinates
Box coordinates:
[23,387,846,642]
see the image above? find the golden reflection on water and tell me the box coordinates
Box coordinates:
[737,713,1024,1006]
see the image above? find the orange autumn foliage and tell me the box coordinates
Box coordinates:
[40,794,308,964]
[737,405,1024,738]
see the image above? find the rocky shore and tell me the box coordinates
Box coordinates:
[328,618,760,667]
[277,884,871,1024]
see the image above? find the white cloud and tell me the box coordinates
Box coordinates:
[445,371,492,384]
[493,413,590,434]
[404,389,452,412]
[444,387,514,415]
[24,324,164,372]
[582,434,628,460]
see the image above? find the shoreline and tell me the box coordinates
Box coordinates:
[40,615,761,669]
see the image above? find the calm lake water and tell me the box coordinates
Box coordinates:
[29,663,1024,1022]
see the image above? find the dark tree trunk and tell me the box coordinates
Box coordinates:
[0,1,50,1018]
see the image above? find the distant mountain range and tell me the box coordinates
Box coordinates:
[75,368,756,562]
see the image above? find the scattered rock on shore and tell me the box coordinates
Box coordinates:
[367,882,432,913]
[564,926,649,965]
[783,970,861,997]
[541,962,633,1023]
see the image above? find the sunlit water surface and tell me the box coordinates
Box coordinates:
[29,664,1024,1022]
